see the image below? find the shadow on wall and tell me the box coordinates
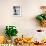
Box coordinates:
[30,16,40,27]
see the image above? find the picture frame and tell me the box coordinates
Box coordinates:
[13,6,21,16]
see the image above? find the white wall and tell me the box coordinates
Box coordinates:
[0,0,46,38]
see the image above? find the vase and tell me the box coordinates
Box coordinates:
[11,36,17,44]
[7,39,12,44]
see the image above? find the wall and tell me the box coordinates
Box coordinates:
[0,0,46,38]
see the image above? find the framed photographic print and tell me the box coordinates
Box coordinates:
[13,6,21,16]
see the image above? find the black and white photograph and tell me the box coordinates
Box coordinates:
[13,6,21,16]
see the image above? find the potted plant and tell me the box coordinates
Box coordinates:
[5,26,18,43]
[36,14,46,27]
[36,6,46,27]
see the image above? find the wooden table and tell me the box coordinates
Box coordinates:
[14,43,46,46]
